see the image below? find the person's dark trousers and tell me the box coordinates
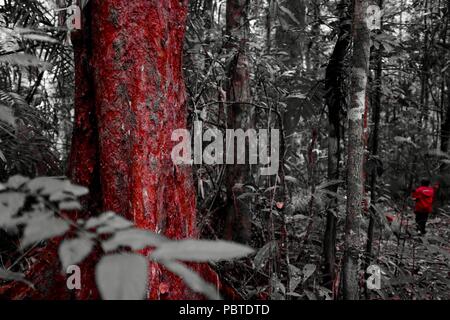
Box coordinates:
[415,212,429,234]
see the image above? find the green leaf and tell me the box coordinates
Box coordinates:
[64,184,89,197]
[0,149,6,163]
[59,238,94,270]
[304,289,317,300]
[288,264,302,292]
[0,104,16,127]
[0,268,34,287]
[151,240,254,262]
[286,292,302,297]
[284,176,299,184]
[236,192,258,200]
[302,264,316,282]
[27,178,88,200]
[96,253,148,300]
[21,215,70,248]
[102,229,167,252]
[278,5,301,25]
[317,286,333,300]
[161,261,221,300]
[6,175,29,189]
[0,53,52,70]
[27,177,69,195]
[0,192,26,228]
[253,241,277,270]
[85,212,133,234]
[58,201,82,211]
[317,180,344,190]
[21,33,58,43]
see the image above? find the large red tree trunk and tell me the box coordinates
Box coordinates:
[1,0,229,300]
[87,0,198,300]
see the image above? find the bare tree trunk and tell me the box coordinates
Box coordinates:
[223,0,254,243]
[277,0,307,150]
[266,0,273,53]
[364,0,383,280]
[420,0,430,128]
[322,0,351,291]
[441,77,450,154]
[342,0,371,300]
[306,0,321,74]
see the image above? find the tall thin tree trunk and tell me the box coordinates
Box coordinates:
[266,0,273,53]
[223,0,253,243]
[420,0,430,129]
[322,0,351,291]
[441,76,450,154]
[364,0,383,281]
[342,0,371,300]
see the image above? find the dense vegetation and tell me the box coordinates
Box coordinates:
[0,0,449,300]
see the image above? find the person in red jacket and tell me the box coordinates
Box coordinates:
[411,179,439,235]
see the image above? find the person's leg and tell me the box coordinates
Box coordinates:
[415,212,421,232]
[416,213,427,234]
[422,213,429,234]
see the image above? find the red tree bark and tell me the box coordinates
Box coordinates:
[86,0,203,300]
[1,0,234,300]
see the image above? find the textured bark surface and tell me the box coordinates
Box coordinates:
[365,0,383,279]
[1,0,225,300]
[343,0,371,300]
[441,75,450,154]
[89,0,200,300]
[223,0,254,243]
[323,0,350,291]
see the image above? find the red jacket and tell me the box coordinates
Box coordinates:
[412,186,435,213]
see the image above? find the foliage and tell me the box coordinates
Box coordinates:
[0,0,449,300]
[0,176,254,299]
[0,0,74,179]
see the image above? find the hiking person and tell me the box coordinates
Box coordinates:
[411,179,439,235]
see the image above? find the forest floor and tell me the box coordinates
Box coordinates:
[372,208,450,300]
[217,200,450,300]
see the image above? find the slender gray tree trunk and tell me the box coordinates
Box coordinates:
[365,0,383,280]
[343,0,371,300]
[323,0,351,291]
[223,0,253,243]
